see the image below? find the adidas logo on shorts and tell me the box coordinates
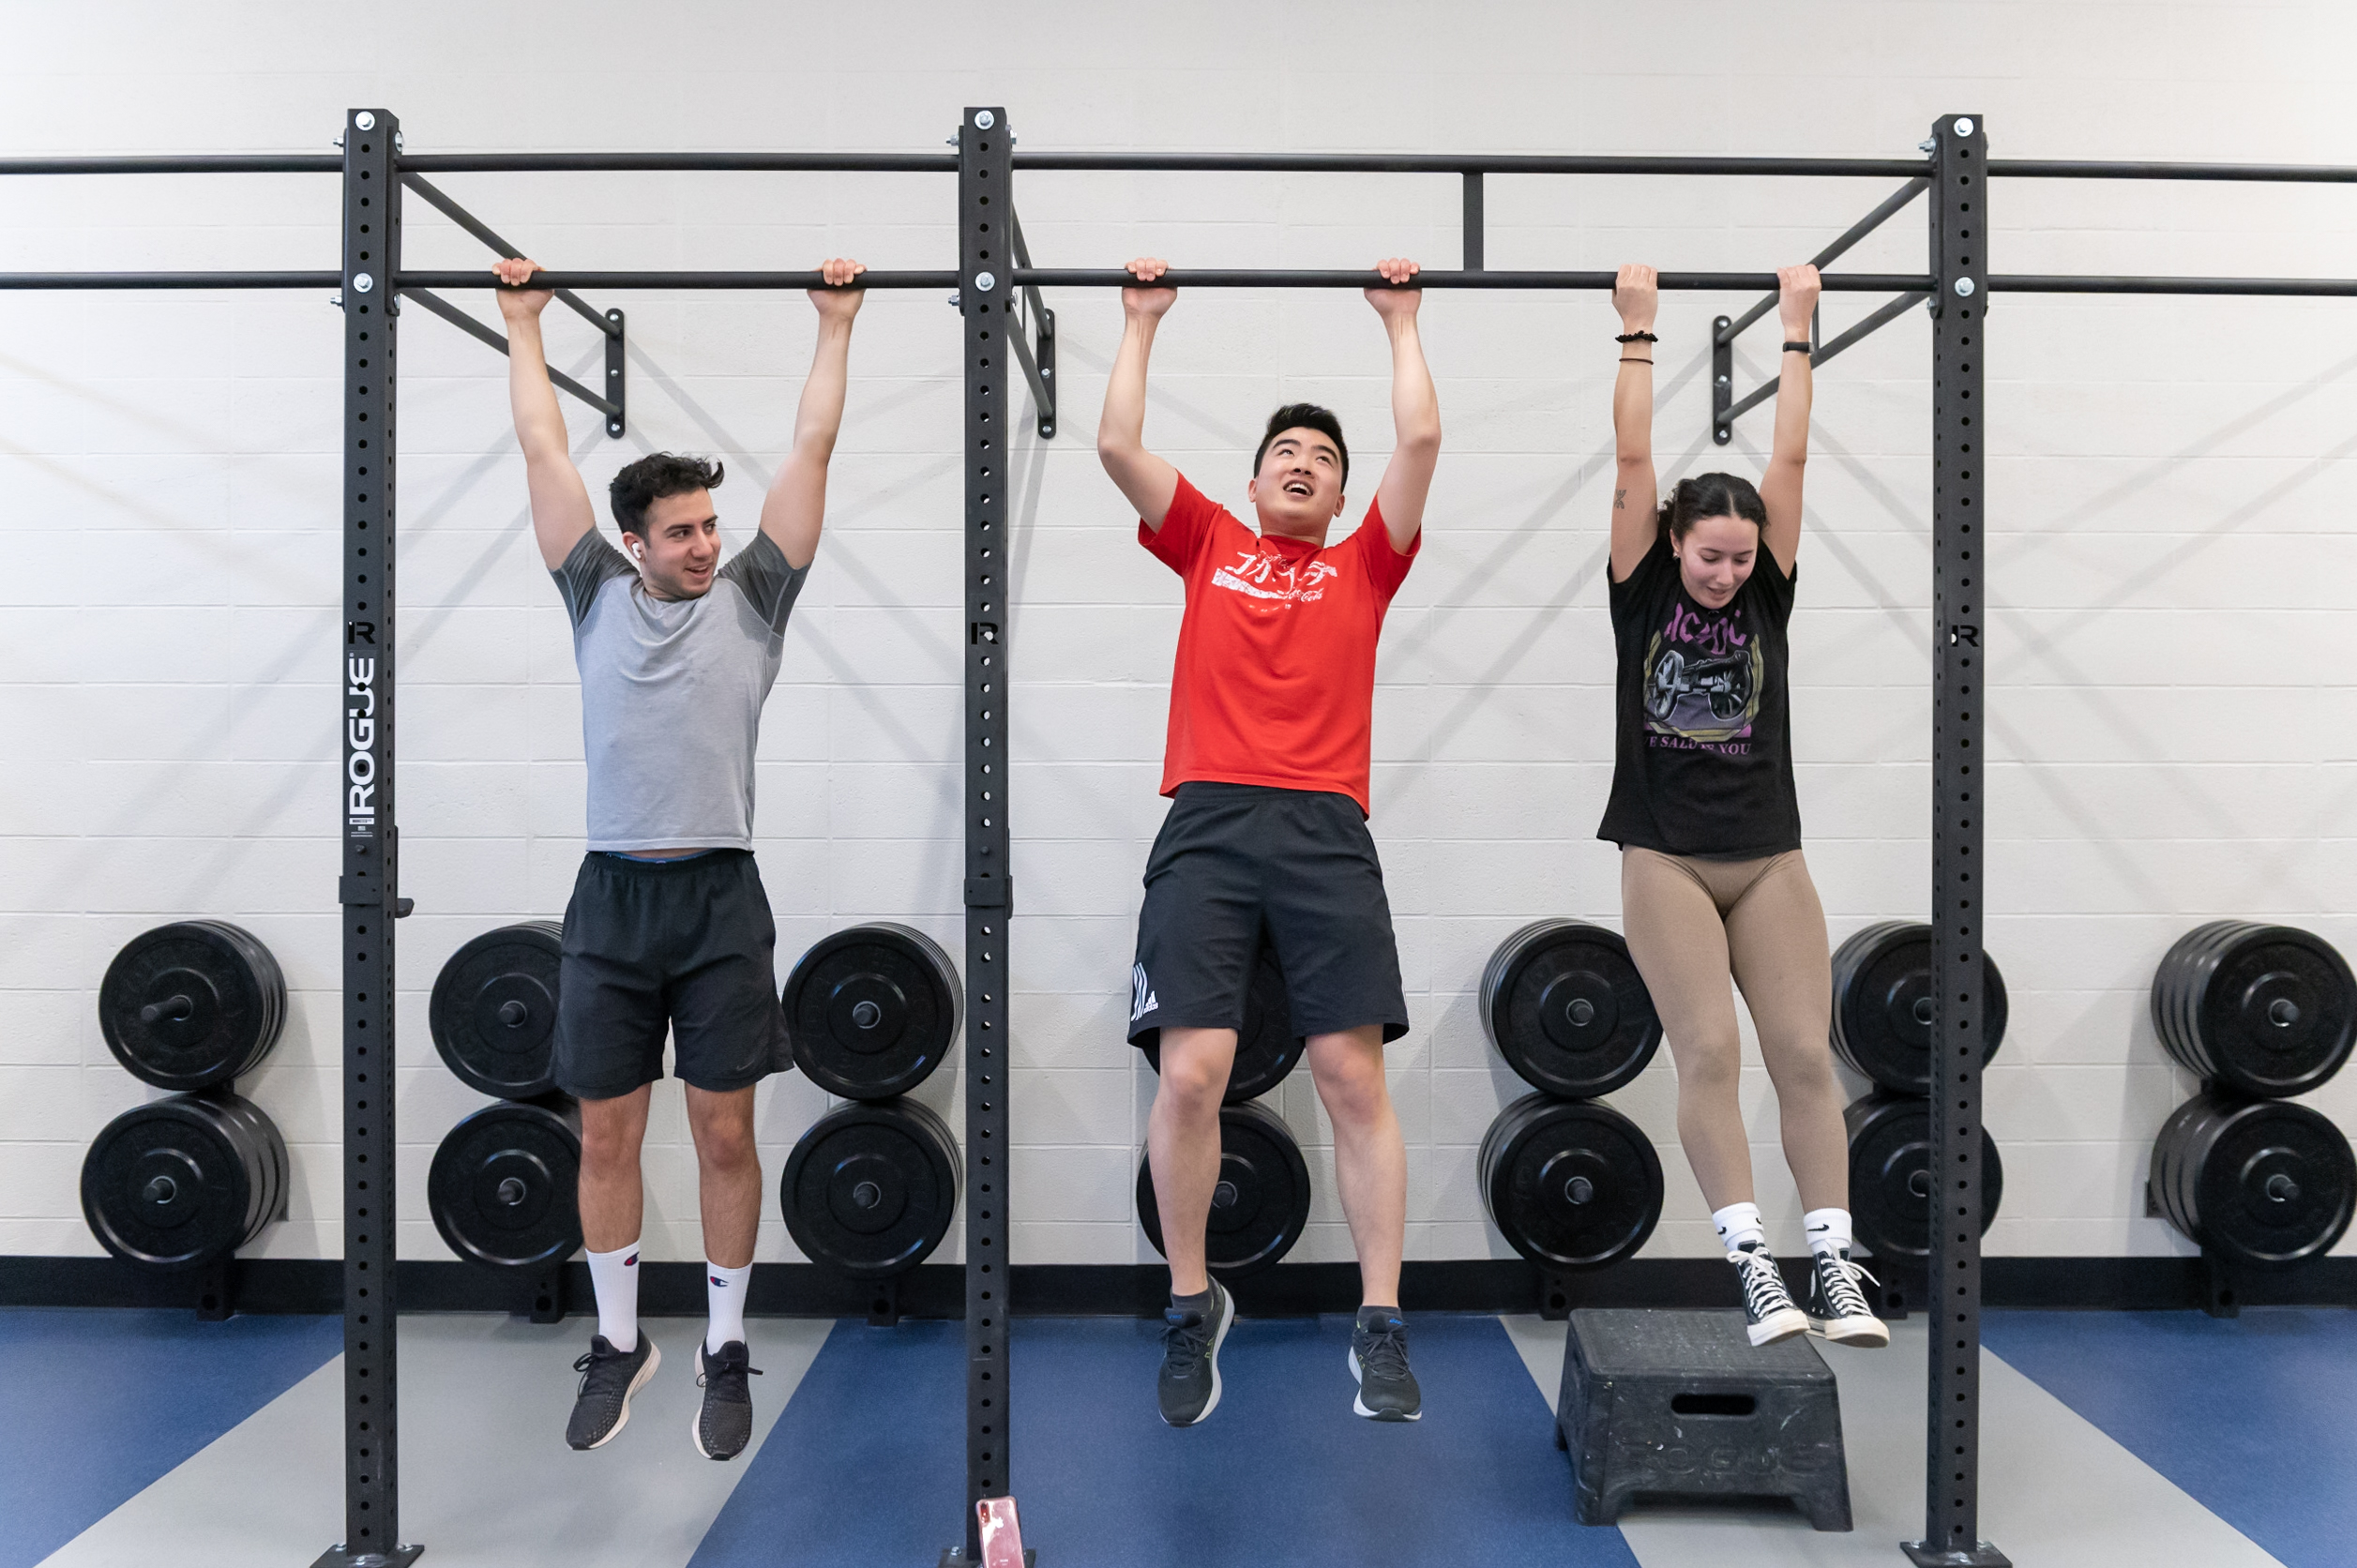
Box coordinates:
[1130,963,1158,1022]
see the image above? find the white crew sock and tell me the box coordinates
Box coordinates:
[705,1261,752,1354]
[1711,1201,1767,1254]
[1804,1207,1854,1258]
[585,1241,641,1353]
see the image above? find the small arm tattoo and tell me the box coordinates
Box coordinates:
[1614,489,1627,510]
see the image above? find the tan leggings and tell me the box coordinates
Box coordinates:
[1620,847,1849,1213]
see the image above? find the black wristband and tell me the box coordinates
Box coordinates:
[1782,340,1812,354]
[1614,330,1657,344]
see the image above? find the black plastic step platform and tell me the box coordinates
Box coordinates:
[1554,1308,1852,1530]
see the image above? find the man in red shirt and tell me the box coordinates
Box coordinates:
[1098,255,1440,1426]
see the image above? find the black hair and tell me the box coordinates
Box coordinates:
[1656,471,1768,550]
[1252,402,1350,489]
[609,452,724,538]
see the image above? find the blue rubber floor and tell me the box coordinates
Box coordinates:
[0,1307,343,1568]
[1983,1307,2357,1568]
[694,1314,1640,1568]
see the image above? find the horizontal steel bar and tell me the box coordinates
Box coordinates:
[1013,152,1929,177]
[0,155,342,175]
[397,269,957,291]
[1988,273,2357,295]
[0,271,340,289]
[397,152,957,173]
[1015,267,1933,291]
[400,288,618,415]
[1719,177,1927,343]
[400,174,614,335]
[1989,159,2357,183]
[1722,291,1928,425]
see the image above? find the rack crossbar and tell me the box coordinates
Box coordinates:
[0,271,339,289]
[1989,273,2357,295]
[399,269,958,291]
[0,155,342,175]
[396,152,957,173]
[1988,158,2357,182]
[1012,267,1932,291]
[1012,151,1929,176]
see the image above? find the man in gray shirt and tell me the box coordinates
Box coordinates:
[492,253,867,1461]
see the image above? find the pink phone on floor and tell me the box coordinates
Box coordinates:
[976,1495,1027,1568]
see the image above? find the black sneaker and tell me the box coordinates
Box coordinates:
[692,1339,763,1460]
[1349,1309,1422,1422]
[1807,1248,1890,1347]
[567,1334,659,1451]
[1156,1279,1233,1427]
[1730,1242,1809,1347]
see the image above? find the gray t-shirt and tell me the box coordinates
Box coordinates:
[552,530,809,852]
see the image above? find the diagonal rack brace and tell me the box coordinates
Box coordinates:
[400,173,626,437]
[1005,211,1056,439]
[1715,290,1930,440]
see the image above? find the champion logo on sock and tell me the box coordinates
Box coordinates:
[624,1254,637,1267]
[711,1274,726,1288]
[1130,963,1158,1022]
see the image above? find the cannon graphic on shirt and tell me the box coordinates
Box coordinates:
[1644,646,1756,725]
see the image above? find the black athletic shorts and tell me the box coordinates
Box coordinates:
[551,849,790,1099]
[1127,781,1409,1049]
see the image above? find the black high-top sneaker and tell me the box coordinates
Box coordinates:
[1730,1242,1809,1347]
[1807,1248,1891,1348]
[1156,1279,1233,1427]
[567,1334,659,1450]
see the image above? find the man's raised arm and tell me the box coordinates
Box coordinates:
[493,257,597,571]
[1096,256,1182,531]
[757,259,867,571]
[1367,258,1440,552]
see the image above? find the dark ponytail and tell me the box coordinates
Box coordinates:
[1655,472,1769,549]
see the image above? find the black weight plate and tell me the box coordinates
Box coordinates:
[1140,940,1303,1104]
[1136,1099,1311,1279]
[429,1098,582,1270]
[1477,1092,1664,1270]
[2151,1092,2355,1267]
[1844,1092,2002,1264]
[785,925,962,1101]
[2153,922,2355,1099]
[782,1097,960,1278]
[430,922,565,1099]
[1829,921,2007,1093]
[1480,921,1662,1098]
[98,921,286,1092]
[82,1092,287,1269]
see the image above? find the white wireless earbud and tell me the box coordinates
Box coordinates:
[631,543,645,562]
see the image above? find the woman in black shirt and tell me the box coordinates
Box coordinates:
[1600,263,1884,1349]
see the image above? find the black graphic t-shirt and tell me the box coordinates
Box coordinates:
[1596,533,1801,857]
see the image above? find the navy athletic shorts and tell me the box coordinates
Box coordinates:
[1127,781,1410,1050]
[551,849,790,1099]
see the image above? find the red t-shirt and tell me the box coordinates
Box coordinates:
[1141,475,1419,814]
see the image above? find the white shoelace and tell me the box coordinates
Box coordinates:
[1814,1251,1880,1319]
[1730,1246,1796,1321]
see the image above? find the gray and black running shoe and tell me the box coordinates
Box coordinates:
[567,1334,659,1451]
[1156,1279,1233,1427]
[692,1339,763,1460]
[1349,1308,1422,1422]
[1807,1248,1890,1347]
[1731,1242,1809,1347]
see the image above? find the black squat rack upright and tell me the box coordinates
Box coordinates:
[6,104,2356,1568]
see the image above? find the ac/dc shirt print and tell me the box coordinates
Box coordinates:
[1598,534,1801,857]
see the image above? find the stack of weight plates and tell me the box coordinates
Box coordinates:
[2149,922,2356,1270]
[1831,922,2011,1263]
[1473,921,1666,1272]
[427,921,583,1274]
[780,925,966,1279]
[83,921,292,1274]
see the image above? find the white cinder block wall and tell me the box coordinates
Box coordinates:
[4,2,2353,1272]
